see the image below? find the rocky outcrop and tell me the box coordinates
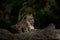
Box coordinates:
[0,28,17,40]
[0,23,60,40]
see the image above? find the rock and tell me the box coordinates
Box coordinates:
[0,28,17,40]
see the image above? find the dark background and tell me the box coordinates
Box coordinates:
[0,0,60,30]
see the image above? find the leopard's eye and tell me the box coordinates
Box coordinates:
[24,17,26,19]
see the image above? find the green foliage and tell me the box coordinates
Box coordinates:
[0,0,60,29]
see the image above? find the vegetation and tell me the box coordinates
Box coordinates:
[0,0,60,29]
[0,0,60,39]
